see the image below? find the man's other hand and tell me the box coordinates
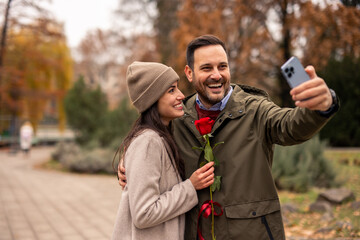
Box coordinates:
[117,161,126,189]
[290,66,332,111]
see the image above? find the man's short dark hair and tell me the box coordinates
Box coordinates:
[186,35,227,70]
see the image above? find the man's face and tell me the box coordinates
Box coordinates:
[185,45,231,109]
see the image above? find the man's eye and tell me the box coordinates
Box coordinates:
[219,65,228,70]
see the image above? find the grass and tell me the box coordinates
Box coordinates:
[35,158,69,172]
[280,148,360,239]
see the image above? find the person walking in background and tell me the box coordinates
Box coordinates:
[118,35,339,239]
[111,61,215,240]
[19,120,34,156]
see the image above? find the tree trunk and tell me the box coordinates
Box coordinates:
[0,0,12,70]
[0,0,13,134]
[279,0,293,107]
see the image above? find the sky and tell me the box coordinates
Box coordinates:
[48,0,118,48]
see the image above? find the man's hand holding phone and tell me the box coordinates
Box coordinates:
[281,57,333,112]
[290,66,332,111]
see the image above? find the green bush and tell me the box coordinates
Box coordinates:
[64,76,138,148]
[64,76,108,146]
[64,149,114,174]
[52,141,81,162]
[96,98,139,149]
[52,142,116,174]
[60,77,139,174]
[272,136,340,192]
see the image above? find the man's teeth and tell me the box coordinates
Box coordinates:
[175,104,182,108]
[208,84,222,88]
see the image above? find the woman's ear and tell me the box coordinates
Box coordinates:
[184,65,193,83]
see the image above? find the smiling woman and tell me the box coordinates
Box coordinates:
[111,61,215,240]
[157,81,185,126]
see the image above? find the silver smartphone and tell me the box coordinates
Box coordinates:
[281,56,310,88]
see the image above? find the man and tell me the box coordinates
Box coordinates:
[119,35,339,239]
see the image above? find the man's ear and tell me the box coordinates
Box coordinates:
[184,65,193,83]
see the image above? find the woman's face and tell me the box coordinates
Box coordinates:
[157,81,185,126]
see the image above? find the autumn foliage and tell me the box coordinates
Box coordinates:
[0,0,73,134]
[170,0,360,105]
[1,0,359,147]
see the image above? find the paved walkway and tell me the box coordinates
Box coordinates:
[0,146,121,240]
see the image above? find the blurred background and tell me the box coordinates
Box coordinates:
[1,0,359,149]
[0,0,359,239]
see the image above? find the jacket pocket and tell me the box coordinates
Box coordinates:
[224,199,285,240]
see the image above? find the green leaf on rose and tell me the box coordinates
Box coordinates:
[213,141,224,149]
[213,156,220,166]
[204,143,214,162]
[199,161,207,167]
[192,146,204,151]
[211,176,221,192]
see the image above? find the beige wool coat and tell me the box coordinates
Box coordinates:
[111,130,198,240]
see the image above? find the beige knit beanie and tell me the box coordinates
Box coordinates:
[126,61,180,113]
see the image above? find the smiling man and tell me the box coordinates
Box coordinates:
[184,44,231,108]
[172,35,339,240]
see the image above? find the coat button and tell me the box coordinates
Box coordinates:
[239,110,243,113]
[219,119,222,123]
[228,113,232,117]
[252,211,256,216]
[191,120,194,124]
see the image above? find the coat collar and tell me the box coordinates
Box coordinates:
[181,84,267,141]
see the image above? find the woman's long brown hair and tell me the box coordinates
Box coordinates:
[113,102,185,179]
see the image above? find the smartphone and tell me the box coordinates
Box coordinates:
[281,56,310,88]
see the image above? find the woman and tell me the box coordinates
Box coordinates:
[19,120,34,156]
[111,61,214,240]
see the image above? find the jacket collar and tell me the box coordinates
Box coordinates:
[181,84,252,140]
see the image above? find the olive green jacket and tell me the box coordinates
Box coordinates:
[173,84,335,240]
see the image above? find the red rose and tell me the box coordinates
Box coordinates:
[195,117,214,135]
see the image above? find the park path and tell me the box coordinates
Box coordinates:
[0,146,121,240]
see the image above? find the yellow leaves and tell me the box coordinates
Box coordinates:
[2,22,73,130]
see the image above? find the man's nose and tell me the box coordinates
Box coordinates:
[211,69,221,80]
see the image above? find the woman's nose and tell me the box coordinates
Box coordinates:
[177,90,185,100]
